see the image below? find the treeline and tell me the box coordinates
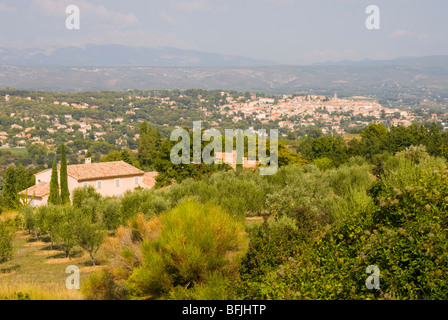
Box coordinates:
[2,143,448,299]
[0,165,35,212]
[2,121,448,299]
[79,145,448,300]
[298,122,448,167]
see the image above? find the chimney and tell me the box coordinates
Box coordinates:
[85,158,91,164]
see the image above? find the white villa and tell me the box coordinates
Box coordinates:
[19,160,158,207]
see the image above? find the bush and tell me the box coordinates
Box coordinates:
[119,189,172,224]
[265,165,334,224]
[89,199,248,300]
[72,212,105,266]
[236,153,448,300]
[167,171,267,218]
[20,206,35,234]
[54,206,79,258]
[72,186,103,222]
[34,205,63,247]
[82,270,126,300]
[0,220,16,262]
[99,198,121,230]
[240,216,303,280]
[312,157,334,170]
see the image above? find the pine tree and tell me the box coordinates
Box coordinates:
[2,166,19,210]
[120,149,133,164]
[48,159,60,205]
[15,164,27,192]
[140,121,148,136]
[60,144,70,204]
[138,123,161,168]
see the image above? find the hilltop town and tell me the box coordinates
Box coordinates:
[1,89,445,154]
[217,92,423,135]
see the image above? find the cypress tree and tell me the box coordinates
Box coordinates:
[60,144,70,204]
[140,121,148,136]
[138,123,160,168]
[15,164,27,192]
[48,159,60,205]
[2,166,19,210]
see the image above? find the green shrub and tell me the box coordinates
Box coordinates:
[72,186,103,222]
[312,157,334,170]
[34,205,63,247]
[0,220,16,262]
[99,198,121,230]
[119,189,173,224]
[82,270,126,300]
[54,206,79,258]
[239,215,303,281]
[168,171,267,217]
[236,153,448,300]
[20,206,35,234]
[124,199,248,299]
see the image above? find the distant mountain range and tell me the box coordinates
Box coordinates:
[0,45,277,67]
[314,55,448,67]
[0,48,447,97]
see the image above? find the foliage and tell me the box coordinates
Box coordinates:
[124,199,248,299]
[72,186,102,222]
[138,122,161,170]
[1,166,19,210]
[54,206,79,258]
[85,200,248,300]
[235,152,448,300]
[118,188,172,224]
[72,213,105,266]
[0,220,16,262]
[82,270,126,300]
[59,144,70,204]
[48,159,60,205]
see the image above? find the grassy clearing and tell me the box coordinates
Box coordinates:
[0,230,105,300]
[0,148,28,155]
[0,213,260,300]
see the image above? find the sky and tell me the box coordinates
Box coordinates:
[0,0,447,65]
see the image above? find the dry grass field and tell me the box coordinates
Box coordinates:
[0,229,105,300]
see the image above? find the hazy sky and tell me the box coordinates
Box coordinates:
[0,0,447,64]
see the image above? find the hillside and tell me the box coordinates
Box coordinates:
[1,56,448,102]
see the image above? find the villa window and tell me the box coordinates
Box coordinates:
[83,182,88,188]
[97,180,102,189]
[115,178,120,187]
[135,177,139,185]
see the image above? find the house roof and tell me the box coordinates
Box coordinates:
[19,183,50,198]
[67,161,144,181]
[36,160,145,182]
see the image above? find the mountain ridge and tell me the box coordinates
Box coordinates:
[0,44,278,67]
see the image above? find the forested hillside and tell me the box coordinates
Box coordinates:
[1,121,448,299]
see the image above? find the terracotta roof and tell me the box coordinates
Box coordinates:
[143,171,158,188]
[19,183,50,198]
[66,161,144,181]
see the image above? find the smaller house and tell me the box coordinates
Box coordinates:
[20,160,158,207]
[214,150,257,170]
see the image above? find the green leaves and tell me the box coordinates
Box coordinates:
[0,220,16,262]
[59,144,70,205]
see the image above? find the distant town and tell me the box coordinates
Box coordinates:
[0,89,446,156]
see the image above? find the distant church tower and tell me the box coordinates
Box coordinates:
[333,92,338,100]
